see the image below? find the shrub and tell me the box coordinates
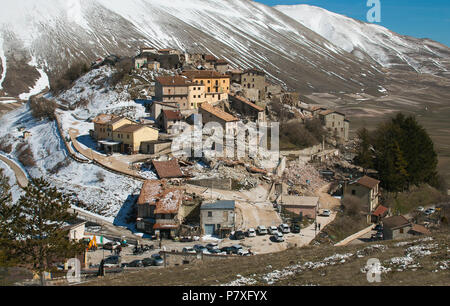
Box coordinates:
[110,58,133,87]
[16,143,36,168]
[29,97,57,121]
[0,140,12,154]
[95,171,105,183]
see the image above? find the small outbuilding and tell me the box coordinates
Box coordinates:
[200,200,236,238]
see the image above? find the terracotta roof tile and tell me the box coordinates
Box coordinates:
[383,215,410,229]
[156,76,191,86]
[230,94,264,112]
[372,205,389,217]
[183,70,230,79]
[114,124,151,133]
[137,180,182,215]
[152,159,184,179]
[200,103,238,123]
[162,110,183,121]
[356,176,380,189]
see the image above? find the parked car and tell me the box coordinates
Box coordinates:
[256,226,268,235]
[247,228,256,237]
[104,255,121,268]
[128,260,143,268]
[142,257,154,267]
[376,231,384,240]
[234,230,246,240]
[425,208,436,215]
[268,226,278,235]
[151,254,164,266]
[193,244,207,252]
[220,246,234,255]
[290,223,301,233]
[209,248,225,255]
[416,206,425,212]
[182,247,196,254]
[321,210,331,217]
[237,249,250,256]
[278,224,290,234]
[374,224,383,232]
[205,243,219,251]
[231,245,243,254]
[272,232,284,242]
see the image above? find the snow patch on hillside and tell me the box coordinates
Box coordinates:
[0,35,6,90]
[18,57,49,100]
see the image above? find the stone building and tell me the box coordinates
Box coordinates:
[229,94,266,122]
[343,175,381,214]
[136,180,183,238]
[240,68,266,102]
[318,110,350,141]
[200,200,236,238]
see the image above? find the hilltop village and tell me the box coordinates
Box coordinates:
[1,46,447,284]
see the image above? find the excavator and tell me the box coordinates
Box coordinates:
[86,235,98,251]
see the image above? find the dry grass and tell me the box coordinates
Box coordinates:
[83,232,449,286]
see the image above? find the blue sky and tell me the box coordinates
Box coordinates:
[254,0,449,47]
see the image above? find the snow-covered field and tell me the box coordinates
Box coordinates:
[0,66,154,219]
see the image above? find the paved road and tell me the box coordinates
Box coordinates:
[0,154,29,188]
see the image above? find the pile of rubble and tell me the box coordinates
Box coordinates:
[282,161,326,193]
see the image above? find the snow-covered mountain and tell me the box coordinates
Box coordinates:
[0,0,388,98]
[275,4,450,76]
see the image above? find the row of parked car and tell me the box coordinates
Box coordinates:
[182,243,251,256]
[232,223,300,243]
[416,207,437,215]
[101,253,165,268]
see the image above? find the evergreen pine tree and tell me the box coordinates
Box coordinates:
[0,169,19,267]
[3,177,84,285]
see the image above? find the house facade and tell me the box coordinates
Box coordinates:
[229,94,266,122]
[240,68,266,102]
[278,196,319,219]
[158,109,183,134]
[136,180,183,238]
[343,175,381,214]
[92,114,159,154]
[382,215,412,240]
[319,110,349,141]
[187,84,207,109]
[200,200,235,238]
[199,103,239,135]
[182,70,230,105]
[155,76,190,110]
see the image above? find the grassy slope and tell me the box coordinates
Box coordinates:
[84,232,449,286]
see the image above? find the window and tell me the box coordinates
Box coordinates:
[352,190,356,195]
[127,135,130,139]
[399,228,404,234]
[208,211,212,217]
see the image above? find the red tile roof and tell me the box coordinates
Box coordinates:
[182,70,230,79]
[230,94,264,112]
[372,205,389,217]
[383,215,410,229]
[137,180,182,215]
[162,109,183,121]
[152,159,184,179]
[356,176,380,189]
[410,224,431,235]
[200,103,238,123]
[156,76,191,86]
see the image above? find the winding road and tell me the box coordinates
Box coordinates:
[0,153,29,188]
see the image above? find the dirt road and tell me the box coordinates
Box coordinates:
[0,153,29,188]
